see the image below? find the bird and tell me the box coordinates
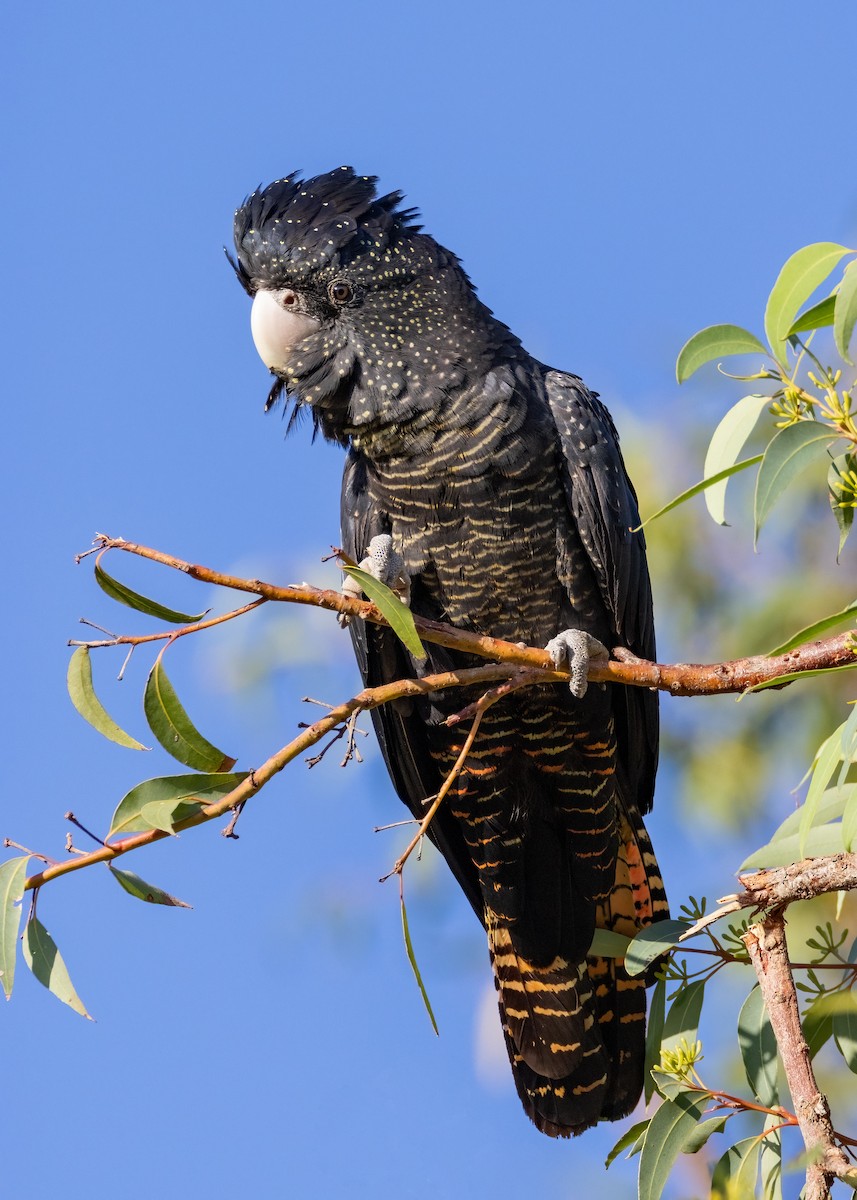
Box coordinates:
[231,166,667,1137]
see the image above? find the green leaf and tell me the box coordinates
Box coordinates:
[675,324,768,383]
[803,996,837,1060]
[740,823,844,870]
[764,242,852,366]
[743,661,857,694]
[605,1118,651,1168]
[0,855,31,1000]
[644,975,667,1104]
[754,421,840,544]
[661,979,705,1057]
[108,865,192,907]
[767,784,855,842]
[834,258,857,365]
[799,725,848,856]
[67,646,148,750]
[649,1069,696,1103]
[829,452,856,557]
[832,994,857,1073]
[637,457,762,529]
[400,890,438,1036]
[760,1119,783,1200]
[681,1113,729,1154]
[637,1092,709,1200]
[767,597,857,656]
[108,772,249,838]
[95,560,207,624]
[711,1137,761,1200]
[22,916,92,1019]
[144,659,235,772]
[839,703,857,788]
[588,928,632,958]
[842,786,857,853]
[703,395,771,525]
[342,565,426,661]
[625,919,688,978]
[787,294,837,335]
[738,985,778,1105]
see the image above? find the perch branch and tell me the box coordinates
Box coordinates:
[89,535,856,696]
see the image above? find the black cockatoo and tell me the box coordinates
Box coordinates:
[232,167,667,1137]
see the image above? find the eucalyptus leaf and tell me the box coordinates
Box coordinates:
[738,985,778,1105]
[625,919,688,978]
[675,324,767,383]
[740,823,844,870]
[754,421,840,544]
[828,452,856,557]
[787,294,836,335]
[342,565,426,660]
[0,855,31,1000]
[22,917,92,1019]
[839,703,857,788]
[799,726,847,856]
[605,1118,650,1168]
[760,1119,783,1200]
[680,1114,729,1154]
[637,1093,709,1200]
[711,1137,762,1200]
[636,457,762,529]
[95,560,207,624]
[803,997,836,1060]
[644,975,666,1104]
[743,661,857,693]
[108,772,249,838]
[589,928,632,958]
[144,659,235,772]
[109,865,192,907]
[764,242,852,366]
[766,597,857,656]
[767,784,854,842]
[834,257,857,365]
[661,980,705,1057]
[67,646,148,750]
[843,788,857,853]
[703,395,771,524]
[400,890,438,1035]
[832,997,857,1073]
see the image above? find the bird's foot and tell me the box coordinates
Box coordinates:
[339,534,411,627]
[545,629,610,699]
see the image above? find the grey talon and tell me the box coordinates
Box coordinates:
[340,534,411,627]
[546,630,610,699]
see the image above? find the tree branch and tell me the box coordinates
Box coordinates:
[22,663,542,895]
[88,534,856,695]
[743,915,857,1199]
[680,854,857,937]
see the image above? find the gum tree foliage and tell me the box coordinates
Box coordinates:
[3,244,857,1200]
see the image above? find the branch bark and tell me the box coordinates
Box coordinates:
[743,915,857,1199]
[89,535,856,696]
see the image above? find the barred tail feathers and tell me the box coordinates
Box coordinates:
[589,798,670,1119]
[487,915,611,1137]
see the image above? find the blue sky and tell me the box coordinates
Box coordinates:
[4,4,857,1198]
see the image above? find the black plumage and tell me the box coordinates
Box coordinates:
[233,167,667,1136]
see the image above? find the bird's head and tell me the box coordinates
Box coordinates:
[231,167,518,447]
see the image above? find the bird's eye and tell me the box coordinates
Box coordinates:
[329,280,352,304]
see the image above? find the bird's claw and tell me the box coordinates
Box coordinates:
[545,629,609,699]
[339,534,411,627]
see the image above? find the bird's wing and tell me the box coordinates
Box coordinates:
[340,449,484,917]
[544,370,659,814]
